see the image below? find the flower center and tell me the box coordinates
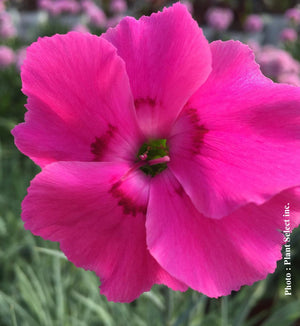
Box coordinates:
[137,139,170,176]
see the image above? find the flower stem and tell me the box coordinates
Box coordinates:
[221,296,228,326]
[164,287,173,326]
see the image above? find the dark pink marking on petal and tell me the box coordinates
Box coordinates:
[174,183,185,197]
[134,97,157,109]
[109,181,147,217]
[91,124,118,161]
[184,108,209,154]
[169,106,209,158]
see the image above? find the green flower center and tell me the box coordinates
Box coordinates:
[137,139,169,176]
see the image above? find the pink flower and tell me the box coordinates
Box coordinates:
[13,3,300,302]
[278,73,300,87]
[39,0,80,16]
[110,0,127,14]
[256,45,300,80]
[0,45,15,68]
[72,23,90,33]
[56,0,81,14]
[0,11,17,39]
[285,7,300,25]
[244,14,263,33]
[82,0,106,28]
[0,0,6,12]
[205,7,233,31]
[246,39,261,54]
[106,14,124,28]
[280,27,298,43]
[38,0,52,11]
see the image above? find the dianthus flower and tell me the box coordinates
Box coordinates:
[0,11,17,39]
[56,0,80,15]
[205,7,233,31]
[0,45,15,68]
[280,27,298,43]
[278,73,300,87]
[246,39,261,54]
[110,0,127,14]
[0,0,6,12]
[38,0,52,11]
[256,45,300,80]
[285,7,300,25]
[13,3,300,302]
[82,0,106,28]
[244,14,263,33]
[106,14,124,28]
[72,23,90,33]
[39,0,80,16]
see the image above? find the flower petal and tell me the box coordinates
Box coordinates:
[22,162,186,302]
[169,40,300,219]
[189,40,300,140]
[12,32,143,167]
[147,170,300,297]
[102,3,211,138]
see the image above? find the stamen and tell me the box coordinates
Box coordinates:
[139,153,148,160]
[137,139,169,176]
[148,155,170,166]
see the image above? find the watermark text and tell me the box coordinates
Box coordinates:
[283,203,292,296]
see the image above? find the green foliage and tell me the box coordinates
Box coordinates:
[286,41,300,63]
[0,67,26,143]
[37,20,71,38]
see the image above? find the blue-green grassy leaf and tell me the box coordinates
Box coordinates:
[261,300,300,326]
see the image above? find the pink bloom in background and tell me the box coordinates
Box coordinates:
[280,27,298,42]
[13,3,300,302]
[0,11,17,39]
[110,0,127,14]
[205,7,233,31]
[246,39,261,54]
[244,14,263,32]
[255,45,300,80]
[0,0,6,12]
[285,7,300,25]
[82,0,106,28]
[38,0,52,11]
[0,45,15,68]
[278,73,300,87]
[39,0,57,13]
[72,23,90,33]
[56,0,80,14]
[39,0,80,16]
[106,14,124,28]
